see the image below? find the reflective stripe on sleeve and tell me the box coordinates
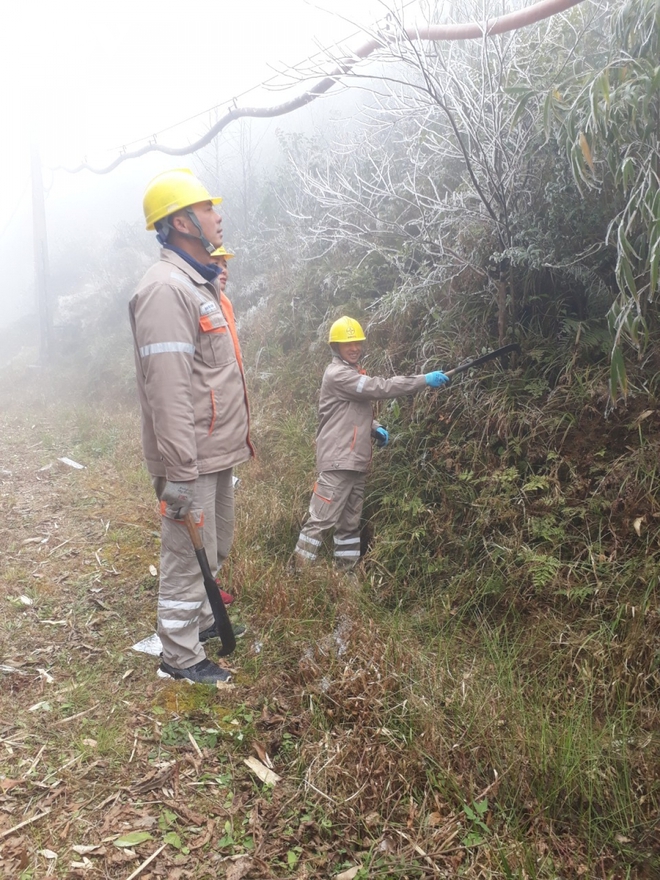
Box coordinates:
[294,547,317,560]
[140,341,195,357]
[333,550,361,558]
[356,376,367,393]
[333,536,360,545]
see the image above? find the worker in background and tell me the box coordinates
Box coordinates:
[207,245,237,601]
[294,316,449,571]
[209,245,234,294]
[129,169,253,685]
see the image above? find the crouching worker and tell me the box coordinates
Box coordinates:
[129,169,253,685]
[294,316,449,571]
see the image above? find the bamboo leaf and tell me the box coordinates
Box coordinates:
[649,240,660,296]
[599,70,610,106]
[621,157,634,190]
[578,132,595,174]
[618,253,638,298]
[542,91,554,138]
[610,345,628,401]
[510,92,532,129]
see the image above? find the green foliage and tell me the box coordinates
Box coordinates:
[462,798,490,847]
[554,0,660,396]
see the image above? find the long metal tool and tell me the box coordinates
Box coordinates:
[183,513,236,657]
[445,343,521,379]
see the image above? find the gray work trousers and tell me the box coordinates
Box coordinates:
[153,470,235,668]
[295,470,365,568]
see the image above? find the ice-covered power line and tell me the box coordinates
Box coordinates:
[60,0,585,176]
[98,6,416,158]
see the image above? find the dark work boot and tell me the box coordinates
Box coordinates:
[158,657,231,684]
[199,623,246,643]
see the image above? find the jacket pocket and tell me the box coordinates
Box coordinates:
[332,426,358,463]
[198,312,235,367]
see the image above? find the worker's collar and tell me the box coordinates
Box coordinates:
[163,243,221,282]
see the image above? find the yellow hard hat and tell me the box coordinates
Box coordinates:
[143,168,222,231]
[328,316,366,344]
[210,246,235,260]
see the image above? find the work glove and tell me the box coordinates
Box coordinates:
[161,480,196,519]
[372,426,389,448]
[425,371,450,388]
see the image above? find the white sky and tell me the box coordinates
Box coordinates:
[1,0,409,212]
[0,0,422,327]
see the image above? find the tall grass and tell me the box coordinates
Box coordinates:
[233,302,660,876]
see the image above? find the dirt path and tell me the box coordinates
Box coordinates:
[0,392,315,879]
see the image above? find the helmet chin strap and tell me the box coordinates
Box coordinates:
[183,207,216,255]
[156,210,216,255]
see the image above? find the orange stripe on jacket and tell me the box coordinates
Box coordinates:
[219,291,254,455]
[209,390,217,435]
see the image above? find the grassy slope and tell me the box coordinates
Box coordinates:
[0,339,658,879]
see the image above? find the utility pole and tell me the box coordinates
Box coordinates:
[30,142,53,364]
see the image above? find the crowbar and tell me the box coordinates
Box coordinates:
[183,513,236,657]
[445,343,521,379]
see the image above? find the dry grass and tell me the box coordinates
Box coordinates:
[1,357,659,879]
[0,364,475,879]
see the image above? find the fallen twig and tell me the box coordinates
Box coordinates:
[0,808,52,839]
[52,703,100,726]
[23,744,46,777]
[40,753,82,783]
[123,842,167,880]
[187,731,203,759]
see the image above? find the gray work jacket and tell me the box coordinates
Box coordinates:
[315,356,427,473]
[129,249,253,481]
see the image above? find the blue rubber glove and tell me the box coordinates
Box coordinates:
[373,426,389,448]
[425,371,450,388]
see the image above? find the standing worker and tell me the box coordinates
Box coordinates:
[209,245,234,295]
[129,169,253,684]
[294,316,449,570]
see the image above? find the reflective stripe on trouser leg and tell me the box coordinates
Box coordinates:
[333,472,366,569]
[333,535,361,567]
[294,531,321,562]
[153,470,234,668]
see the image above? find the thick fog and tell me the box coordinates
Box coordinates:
[0,0,398,332]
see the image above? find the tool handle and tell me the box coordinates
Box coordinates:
[183,513,236,657]
[184,512,204,550]
[444,343,521,379]
[445,363,475,378]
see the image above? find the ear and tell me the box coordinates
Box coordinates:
[170,211,190,233]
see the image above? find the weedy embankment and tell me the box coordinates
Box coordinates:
[238,314,660,879]
[0,333,659,879]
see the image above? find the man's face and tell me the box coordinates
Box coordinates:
[209,255,228,290]
[190,200,223,248]
[337,340,363,364]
